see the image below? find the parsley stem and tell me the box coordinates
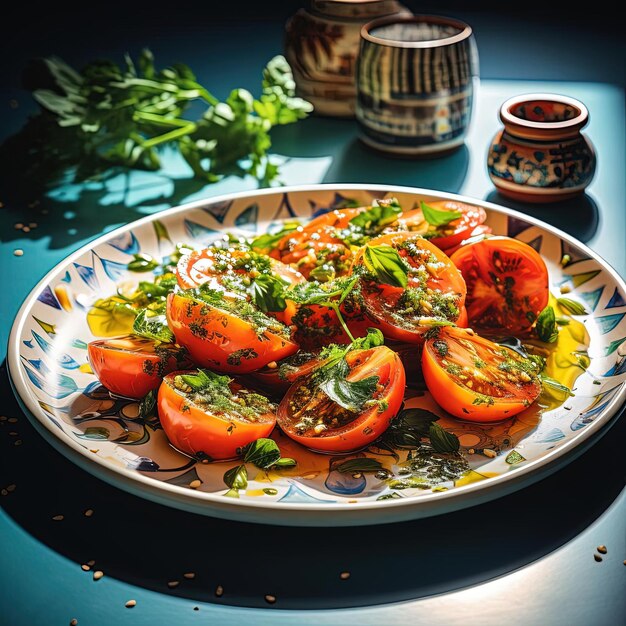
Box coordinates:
[141,123,197,148]
[330,302,355,343]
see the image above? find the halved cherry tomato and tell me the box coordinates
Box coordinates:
[277,346,405,453]
[422,326,542,422]
[386,200,487,251]
[177,247,304,291]
[87,335,190,399]
[351,232,467,344]
[166,292,298,373]
[450,236,549,334]
[158,371,276,460]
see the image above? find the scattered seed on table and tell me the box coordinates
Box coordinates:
[70,619,78,626]
[467,448,475,455]
[13,250,24,257]
[9,431,18,436]
[340,571,351,580]
[597,545,607,554]
[483,449,497,458]
[6,485,16,492]
[125,600,136,608]
[22,226,31,233]
[201,459,209,464]
[594,554,603,562]
[87,560,95,567]
[189,480,202,489]
[29,222,38,228]
[14,223,23,230]
[14,440,23,446]
[167,581,180,589]
[81,564,90,571]
[0,416,6,421]
[52,515,64,521]
[1,489,7,497]
[84,509,94,517]
[264,594,276,604]
[8,418,18,423]
[93,570,104,581]
[215,585,224,597]
[183,572,195,579]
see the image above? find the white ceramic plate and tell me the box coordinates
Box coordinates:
[8,184,626,526]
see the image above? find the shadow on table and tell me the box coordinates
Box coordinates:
[485,191,600,243]
[1,361,624,610]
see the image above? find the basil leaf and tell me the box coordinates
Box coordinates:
[250,274,287,313]
[428,422,460,453]
[363,245,408,288]
[127,253,159,272]
[557,297,588,316]
[242,438,281,469]
[535,305,558,343]
[273,457,297,468]
[395,408,439,435]
[318,359,379,412]
[138,389,157,418]
[336,458,384,473]
[348,199,402,230]
[133,309,174,343]
[420,200,462,226]
[223,464,248,490]
[250,223,299,253]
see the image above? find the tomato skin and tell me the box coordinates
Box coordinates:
[277,346,406,453]
[450,236,549,334]
[422,327,541,422]
[87,335,190,399]
[166,293,298,373]
[158,373,276,460]
[352,232,467,344]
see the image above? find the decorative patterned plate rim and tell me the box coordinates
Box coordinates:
[7,183,626,525]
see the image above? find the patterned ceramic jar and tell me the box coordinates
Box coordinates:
[285,0,410,118]
[356,14,478,156]
[488,94,596,203]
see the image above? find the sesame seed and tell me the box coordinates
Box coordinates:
[14,439,23,446]
[183,572,195,579]
[84,509,94,517]
[215,585,224,597]
[8,418,18,423]
[29,222,38,228]
[1,489,7,496]
[483,449,497,458]
[93,570,104,581]
[14,223,23,229]
[264,594,276,604]
[0,416,6,421]
[22,226,31,233]
[593,554,603,562]
[52,515,64,521]
[9,431,18,436]
[340,571,351,580]
[13,249,24,257]
[6,484,16,492]
[189,480,202,489]
[201,459,209,464]
[167,581,180,589]
[70,620,78,626]
[87,560,95,567]
[467,448,475,455]
[597,545,607,554]
[81,564,90,571]
[125,600,136,608]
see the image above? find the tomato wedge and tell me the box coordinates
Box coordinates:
[158,370,276,460]
[277,346,405,453]
[450,236,549,334]
[87,335,190,399]
[166,290,298,373]
[177,247,304,291]
[422,326,542,422]
[351,232,467,344]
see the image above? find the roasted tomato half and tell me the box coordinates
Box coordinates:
[351,232,467,344]
[450,236,549,334]
[166,290,298,373]
[87,335,190,399]
[277,346,405,453]
[422,326,542,422]
[158,369,276,460]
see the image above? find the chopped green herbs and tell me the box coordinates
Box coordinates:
[133,309,174,343]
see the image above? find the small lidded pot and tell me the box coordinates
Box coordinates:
[488,94,596,203]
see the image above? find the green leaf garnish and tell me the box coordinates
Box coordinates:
[540,374,575,401]
[348,198,402,231]
[242,438,281,469]
[428,422,460,453]
[556,297,589,316]
[138,389,157,418]
[318,358,379,412]
[336,458,384,474]
[250,222,300,253]
[132,309,174,343]
[535,305,558,343]
[223,465,248,490]
[420,200,462,227]
[127,253,159,272]
[180,369,231,393]
[362,244,408,288]
[250,274,287,313]
[273,458,297,468]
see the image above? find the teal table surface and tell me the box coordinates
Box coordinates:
[1,26,625,626]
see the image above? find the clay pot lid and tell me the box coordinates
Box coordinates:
[499,93,589,138]
[361,14,473,48]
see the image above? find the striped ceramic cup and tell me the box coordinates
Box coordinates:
[356,15,478,156]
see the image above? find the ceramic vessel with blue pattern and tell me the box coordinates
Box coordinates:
[488,93,596,202]
[356,15,478,155]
